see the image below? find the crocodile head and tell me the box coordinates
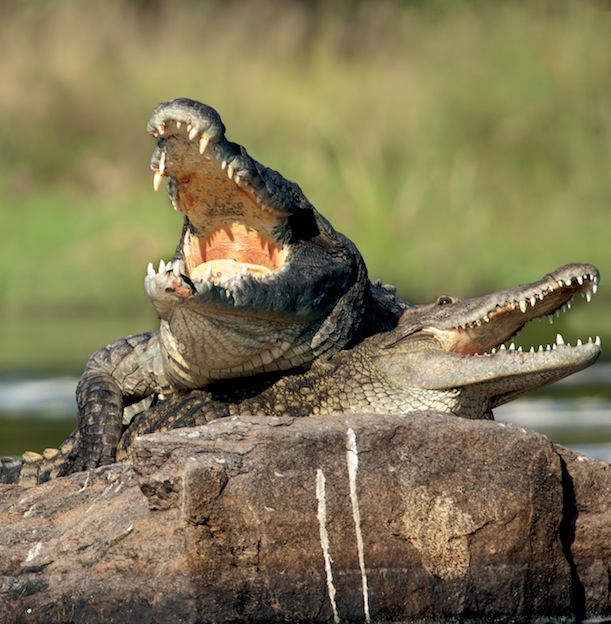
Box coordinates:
[375,263,601,416]
[145,99,369,386]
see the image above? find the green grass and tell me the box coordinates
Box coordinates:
[0,0,609,371]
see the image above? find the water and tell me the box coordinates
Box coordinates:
[1,367,610,461]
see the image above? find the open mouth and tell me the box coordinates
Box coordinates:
[424,264,601,357]
[146,100,291,293]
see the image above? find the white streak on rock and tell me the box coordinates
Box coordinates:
[316,469,340,624]
[346,428,370,623]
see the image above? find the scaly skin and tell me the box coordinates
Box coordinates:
[71,99,407,474]
[4,264,600,487]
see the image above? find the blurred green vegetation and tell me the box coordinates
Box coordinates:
[0,0,609,374]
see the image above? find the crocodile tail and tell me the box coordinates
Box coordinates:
[0,430,79,488]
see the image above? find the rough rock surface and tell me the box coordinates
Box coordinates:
[1,412,610,623]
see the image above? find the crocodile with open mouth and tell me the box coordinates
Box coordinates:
[2,263,600,486]
[70,98,408,473]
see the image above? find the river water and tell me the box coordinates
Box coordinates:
[1,365,610,461]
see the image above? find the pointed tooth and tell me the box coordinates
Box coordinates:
[227,164,234,179]
[203,264,213,281]
[158,150,166,175]
[592,283,598,295]
[500,344,507,351]
[491,347,497,354]
[530,296,536,307]
[221,160,227,170]
[519,300,527,313]
[529,346,535,353]
[557,279,564,288]
[538,345,543,352]
[548,315,554,324]
[546,344,552,351]
[577,338,583,346]
[188,127,198,141]
[175,121,181,130]
[153,171,163,192]
[199,135,209,154]
[147,262,155,277]
[566,278,572,286]
[156,124,165,136]
[173,262,181,277]
[595,336,601,346]
[509,343,516,351]
[585,290,592,303]
[556,333,565,346]
[158,259,166,274]
[576,276,584,286]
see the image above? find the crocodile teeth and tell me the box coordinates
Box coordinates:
[188,127,199,141]
[576,276,584,286]
[556,333,565,346]
[199,135,209,154]
[158,259,167,274]
[592,283,598,295]
[153,171,163,192]
[147,262,155,277]
[530,296,536,307]
[519,300,527,313]
[158,151,166,175]
[227,164,235,179]
[585,289,593,303]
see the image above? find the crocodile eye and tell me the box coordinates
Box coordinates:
[436,295,455,305]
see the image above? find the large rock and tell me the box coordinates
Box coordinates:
[1,412,609,623]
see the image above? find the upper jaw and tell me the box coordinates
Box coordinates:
[420,263,600,356]
[146,98,304,305]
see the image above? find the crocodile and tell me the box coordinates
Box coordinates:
[2,263,600,487]
[71,98,407,474]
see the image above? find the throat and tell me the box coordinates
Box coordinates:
[159,311,306,390]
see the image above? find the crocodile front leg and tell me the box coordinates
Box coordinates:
[70,331,171,473]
